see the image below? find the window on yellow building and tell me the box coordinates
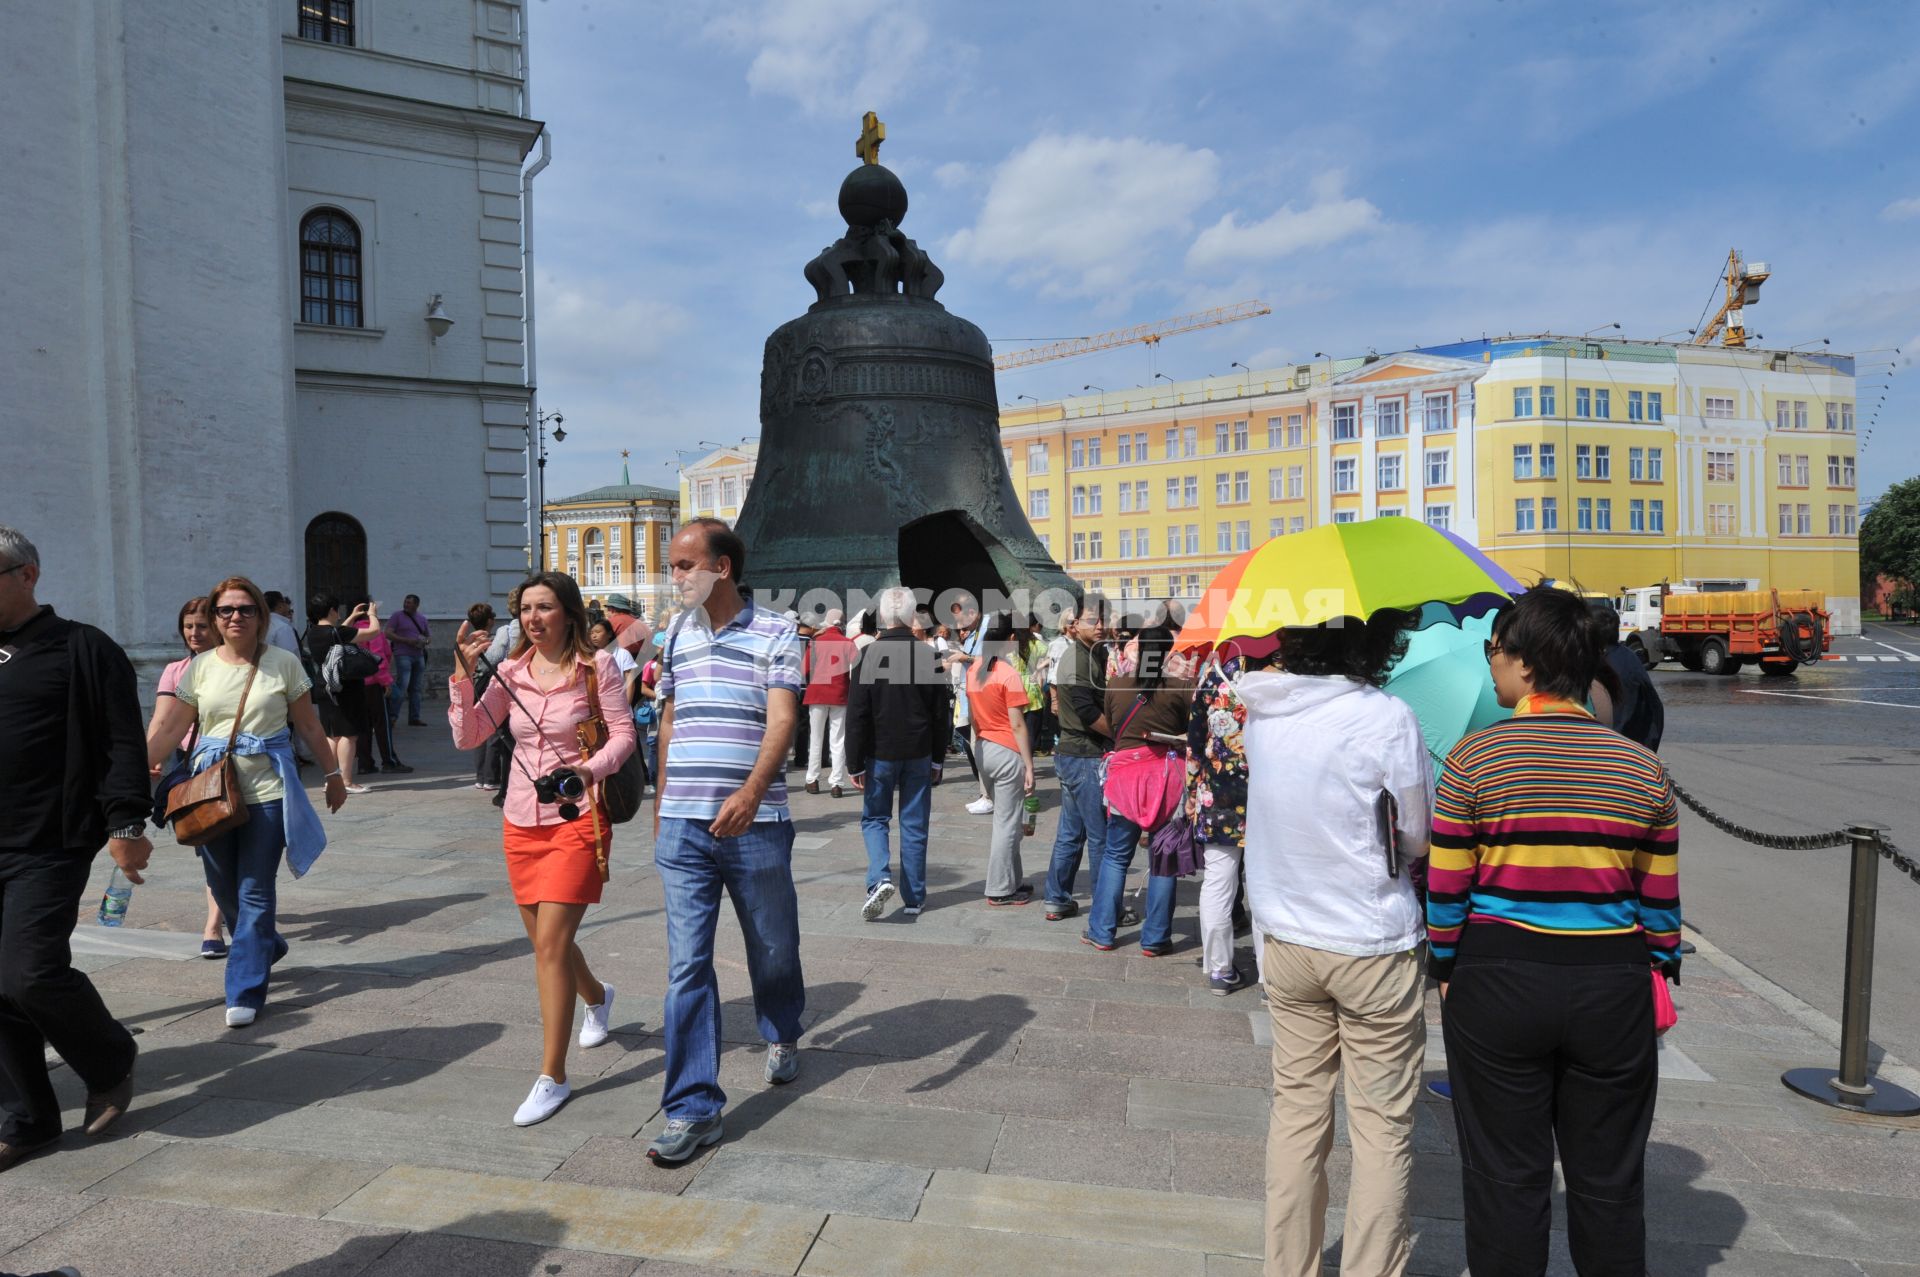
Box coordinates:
[1287,414,1304,446]
[1119,484,1133,513]
[1185,524,1200,554]
[1235,520,1251,552]
[1796,455,1810,487]
[1539,384,1556,417]
[1629,499,1645,533]
[1704,396,1735,419]
[1425,449,1450,486]
[1513,445,1533,480]
[1576,445,1591,479]
[1270,518,1285,539]
[1541,497,1558,531]
[1088,531,1104,558]
[1574,387,1590,418]
[1268,468,1284,500]
[1649,448,1664,481]
[1234,420,1249,451]
[1628,391,1643,421]
[1071,439,1085,468]
[1071,485,1087,515]
[1707,503,1732,535]
[1289,516,1305,534]
[1378,507,1403,518]
[1631,448,1645,481]
[1333,458,1357,493]
[1133,480,1149,510]
[1118,435,1134,465]
[721,477,738,506]
[1166,527,1181,556]
[1002,446,1014,470]
[1796,504,1811,535]
[1595,498,1612,531]
[1166,476,1182,508]
[1648,392,1663,421]
[1287,465,1304,499]
[1233,471,1250,502]
[1183,474,1199,506]
[1266,417,1284,449]
[1027,443,1049,473]
[1515,498,1535,532]
[1794,401,1808,431]
[1119,530,1133,560]
[1842,403,1854,431]
[1089,485,1103,514]
[1215,472,1231,503]
[1424,504,1451,530]
[1214,422,1230,453]
[1377,400,1404,436]
[1777,504,1792,536]
[1072,532,1086,561]
[1216,522,1232,552]
[1424,395,1451,432]
[1595,389,1610,419]
[1540,443,1556,478]
[1334,510,1357,524]
[1378,454,1403,491]
[1333,404,1359,439]
[1513,387,1533,418]
[1649,500,1665,533]
[1829,503,1843,535]
[1029,489,1050,519]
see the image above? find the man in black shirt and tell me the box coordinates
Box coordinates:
[1595,606,1665,752]
[0,526,150,1173]
[1042,594,1111,921]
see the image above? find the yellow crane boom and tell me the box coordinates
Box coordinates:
[992,300,1273,371]
[1693,249,1770,348]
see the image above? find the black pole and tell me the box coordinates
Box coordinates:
[1782,823,1920,1116]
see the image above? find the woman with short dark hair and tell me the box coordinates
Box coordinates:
[1239,609,1432,1277]
[304,592,373,794]
[1429,585,1681,1276]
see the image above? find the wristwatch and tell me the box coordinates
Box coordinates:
[109,824,147,841]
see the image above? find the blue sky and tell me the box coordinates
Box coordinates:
[527,0,1918,504]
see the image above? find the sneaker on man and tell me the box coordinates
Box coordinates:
[901,905,922,917]
[513,1074,571,1126]
[647,1114,724,1165]
[765,1042,799,1084]
[579,982,615,1048]
[1043,899,1079,921]
[1208,968,1247,996]
[965,795,994,815]
[861,880,895,921]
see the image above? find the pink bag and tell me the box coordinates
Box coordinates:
[1651,970,1677,1034]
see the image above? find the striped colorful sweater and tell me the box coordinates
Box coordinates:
[1426,696,1681,981]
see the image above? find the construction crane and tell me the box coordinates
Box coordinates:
[992,300,1272,371]
[1693,249,1770,348]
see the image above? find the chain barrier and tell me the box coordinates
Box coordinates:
[1667,776,1852,851]
[1877,830,1920,888]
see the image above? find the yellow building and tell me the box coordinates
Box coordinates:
[998,338,1862,632]
[542,480,679,616]
[679,443,759,526]
[1458,338,1860,630]
[998,356,1484,603]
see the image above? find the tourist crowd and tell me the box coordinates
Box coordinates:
[0,515,1676,1277]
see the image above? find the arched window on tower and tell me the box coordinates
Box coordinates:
[305,512,367,607]
[300,209,362,327]
[583,529,606,587]
[298,0,355,45]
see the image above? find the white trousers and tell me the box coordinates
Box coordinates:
[806,703,848,787]
[1200,843,1244,977]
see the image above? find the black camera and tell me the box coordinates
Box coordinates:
[533,767,587,819]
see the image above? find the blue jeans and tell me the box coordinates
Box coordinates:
[1085,813,1177,949]
[861,758,932,908]
[654,818,807,1121]
[1045,753,1107,907]
[198,801,289,1011]
[388,649,426,722]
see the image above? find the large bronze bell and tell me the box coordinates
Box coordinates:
[733,129,1073,621]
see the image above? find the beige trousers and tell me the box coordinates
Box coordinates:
[1263,935,1425,1277]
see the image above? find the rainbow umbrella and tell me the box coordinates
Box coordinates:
[1174,518,1513,652]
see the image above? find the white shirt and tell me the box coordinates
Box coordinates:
[1238,672,1435,958]
[608,645,637,675]
[1045,635,1070,686]
[267,612,300,656]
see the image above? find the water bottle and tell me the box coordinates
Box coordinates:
[98,867,133,927]
[1022,793,1040,836]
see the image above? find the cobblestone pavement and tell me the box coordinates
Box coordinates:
[6,727,1920,1276]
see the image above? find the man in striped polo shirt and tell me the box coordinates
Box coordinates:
[647,519,806,1166]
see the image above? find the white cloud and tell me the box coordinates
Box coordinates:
[946,134,1221,300]
[537,276,693,385]
[933,160,977,190]
[704,0,932,117]
[1883,196,1920,221]
[1187,171,1383,272]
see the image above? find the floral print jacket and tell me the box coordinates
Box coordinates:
[1185,654,1249,847]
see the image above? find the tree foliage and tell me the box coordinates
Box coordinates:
[1860,476,1920,599]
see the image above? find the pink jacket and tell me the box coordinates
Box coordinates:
[355,620,394,687]
[449,648,637,827]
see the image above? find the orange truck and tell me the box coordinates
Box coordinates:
[1615,585,1830,676]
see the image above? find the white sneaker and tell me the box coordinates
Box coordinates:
[902,906,922,917]
[861,881,895,921]
[344,783,372,795]
[965,796,994,815]
[225,1006,256,1028]
[579,983,615,1048]
[513,1074,571,1126]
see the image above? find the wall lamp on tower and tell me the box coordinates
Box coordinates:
[1083,384,1105,394]
[1231,361,1253,382]
[1018,394,1040,406]
[1583,322,1620,338]
[425,294,454,343]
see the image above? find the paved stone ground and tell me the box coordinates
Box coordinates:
[7,726,1920,1276]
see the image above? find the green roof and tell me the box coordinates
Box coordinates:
[549,483,678,506]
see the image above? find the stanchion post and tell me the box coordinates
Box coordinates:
[1782,823,1920,1116]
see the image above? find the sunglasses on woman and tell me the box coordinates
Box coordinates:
[214,604,260,619]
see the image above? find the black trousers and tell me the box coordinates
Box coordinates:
[357,682,402,770]
[0,850,137,1144]
[1442,955,1657,1277]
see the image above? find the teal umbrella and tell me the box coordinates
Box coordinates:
[1385,612,1508,777]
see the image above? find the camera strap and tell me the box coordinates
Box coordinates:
[471,650,589,799]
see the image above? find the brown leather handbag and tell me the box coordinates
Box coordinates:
[166,658,261,847]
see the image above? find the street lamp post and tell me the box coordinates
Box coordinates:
[528,409,566,569]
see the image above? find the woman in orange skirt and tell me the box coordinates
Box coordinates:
[449,571,636,1126]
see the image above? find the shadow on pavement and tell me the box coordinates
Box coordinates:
[265,1209,585,1276]
[279,892,490,944]
[1642,1143,1751,1277]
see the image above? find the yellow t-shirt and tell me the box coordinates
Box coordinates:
[174,646,312,804]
